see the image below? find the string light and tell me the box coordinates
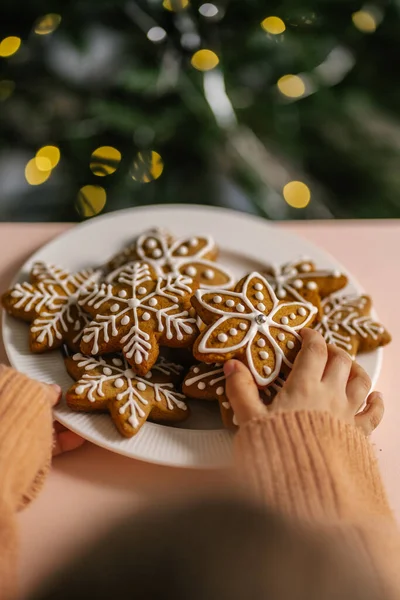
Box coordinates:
[34,14,62,35]
[76,185,107,218]
[283,181,311,208]
[36,145,60,169]
[277,74,305,98]
[90,146,121,176]
[163,0,189,12]
[147,27,167,43]
[25,158,52,186]
[191,49,219,71]
[352,10,377,33]
[261,16,286,34]
[131,151,164,183]
[0,80,15,101]
[0,36,21,58]
[199,3,219,17]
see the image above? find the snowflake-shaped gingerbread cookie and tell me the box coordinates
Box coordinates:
[183,362,285,429]
[65,353,188,437]
[79,262,199,375]
[1,262,100,352]
[264,259,347,303]
[314,293,391,357]
[192,272,318,386]
[107,228,234,290]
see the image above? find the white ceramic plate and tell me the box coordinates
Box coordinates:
[2,205,382,468]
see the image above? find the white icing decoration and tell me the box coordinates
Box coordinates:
[193,366,200,373]
[114,378,124,388]
[298,307,307,316]
[152,249,162,258]
[277,290,286,298]
[203,269,214,280]
[149,298,158,307]
[237,304,245,312]
[189,238,198,247]
[178,246,189,255]
[306,281,317,290]
[198,382,206,390]
[113,358,123,366]
[239,323,247,330]
[229,328,238,336]
[226,299,235,307]
[301,264,312,272]
[118,290,127,298]
[254,283,263,291]
[333,270,341,278]
[216,386,224,395]
[293,280,303,289]
[213,295,222,304]
[110,303,120,313]
[145,238,157,249]
[287,340,295,349]
[103,367,112,375]
[191,272,314,386]
[263,366,272,375]
[75,385,84,395]
[257,303,265,311]
[281,316,289,325]
[290,313,296,320]
[184,365,225,393]
[255,292,264,300]
[137,382,146,391]
[185,266,197,277]
[79,263,196,360]
[257,339,266,347]
[259,351,269,359]
[218,333,228,343]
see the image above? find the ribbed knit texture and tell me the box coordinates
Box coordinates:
[0,365,53,599]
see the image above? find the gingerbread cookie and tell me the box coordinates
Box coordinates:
[192,272,317,387]
[79,262,199,375]
[65,353,188,437]
[182,362,286,429]
[314,293,391,357]
[107,228,234,290]
[263,259,347,304]
[1,262,100,352]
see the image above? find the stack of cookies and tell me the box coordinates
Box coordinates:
[1,228,391,435]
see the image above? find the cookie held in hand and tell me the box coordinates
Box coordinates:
[79,262,199,375]
[192,272,318,387]
[65,353,188,437]
[1,262,100,352]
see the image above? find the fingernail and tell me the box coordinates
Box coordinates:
[48,384,62,395]
[224,360,236,376]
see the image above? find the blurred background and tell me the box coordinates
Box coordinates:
[0,0,399,222]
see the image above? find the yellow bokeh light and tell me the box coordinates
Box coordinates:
[35,157,52,172]
[352,10,377,33]
[163,0,189,11]
[25,159,52,186]
[283,181,311,208]
[0,80,15,101]
[0,36,22,58]
[36,145,60,169]
[90,146,121,176]
[261,16,286,34]
[34,14,62,35]
[191,49,219,71]
[76,185,107,218]
[131,151,164,183]
[277,74,305,98]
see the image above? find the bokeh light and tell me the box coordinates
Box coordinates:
[147,27,167,43]
[163,0,189,11]
[199,3,219,17]
[0,36,21,58]
[0,80,15,101]
[25,158,52,186]
[34,14,62,35]
[277,74,305,98]
[131,151,164,183]
[191,49,219,71]
[261,16,286,34]
[352,10,377,33]
[36,145,60,169]
[90,146,121,176]
[76,185,107,217]
[283,181,311,208]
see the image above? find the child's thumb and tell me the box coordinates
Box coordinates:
[224,360,265,426]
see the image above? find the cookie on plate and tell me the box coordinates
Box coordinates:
[263,259,347,305]
[79,262,199,375]
[107,228,234,290]
[65,353,188,437]
[1,262,100,352]
[314,293,391,357]
[182,362,286,429]
[192,271,317,387]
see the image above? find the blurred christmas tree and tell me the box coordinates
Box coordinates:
[0,0,399,221]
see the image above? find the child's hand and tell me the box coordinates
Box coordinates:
[224,328,384,435]
[46,384,85,456]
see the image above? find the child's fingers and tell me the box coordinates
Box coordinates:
[354,391,384,436]
[53,427,85,456]
[346,361,371,411]
[45,384,62,407]
[322,345,353,387]
[224,360,265,426]
[286,329,328,387]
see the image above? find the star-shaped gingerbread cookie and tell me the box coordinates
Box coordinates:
[79,262,199,375]
[191,271,318,387]
[314,293,391,357]
[263,259,348,304]
[182,362,285,429]
[65,353,188,437]
[107,228,234,290]
[1,262,100,352]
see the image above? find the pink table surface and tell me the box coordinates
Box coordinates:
[0,220,399,598]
